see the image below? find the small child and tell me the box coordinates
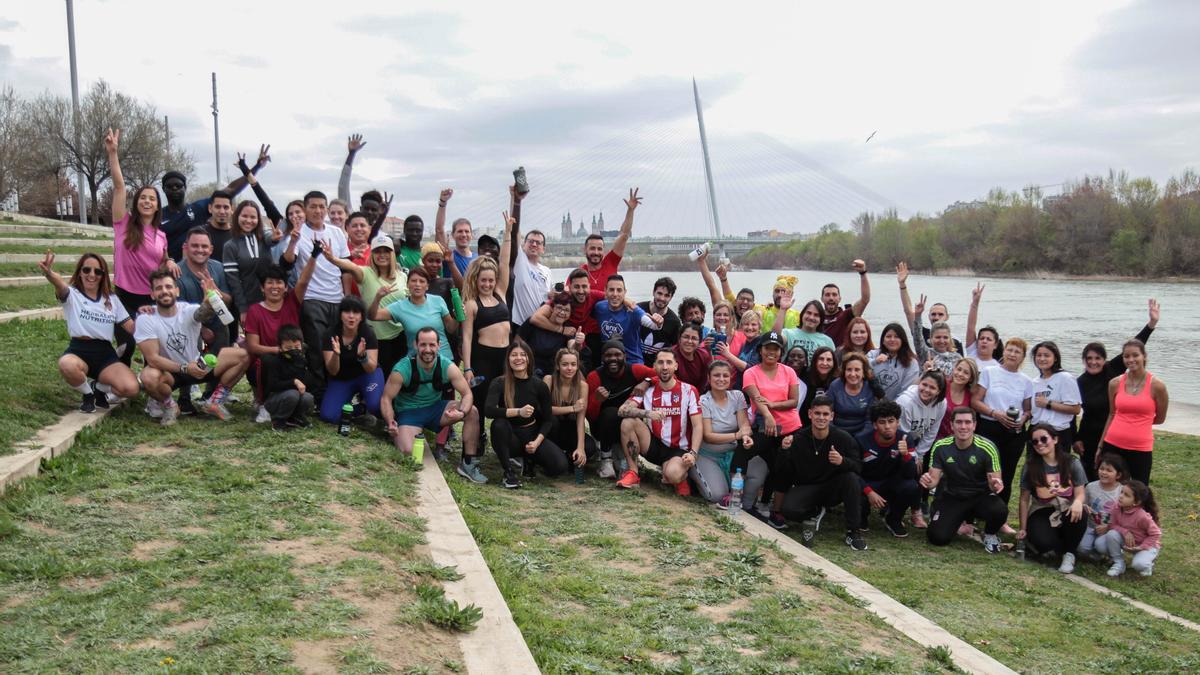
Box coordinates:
[1095,480,1161,577]
[259,325,318,431]
[1077,453,1129,561]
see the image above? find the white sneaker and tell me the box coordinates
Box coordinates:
[1058,552,1076,574]
[255,406,271,424]
[1106,562,1126,577]
[144,398,164,419]
[598,457,615,479]
[226,391,240,403]
[160,400,179,426]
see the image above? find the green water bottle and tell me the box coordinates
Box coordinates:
[450,287,466,321]
[338,404,353,436]
[411,435,426,464]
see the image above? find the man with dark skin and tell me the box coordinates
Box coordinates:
[161,144,269,261]
[396,215,425,271]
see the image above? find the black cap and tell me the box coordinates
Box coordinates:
[477,234,499,250]
[759,331,786,351]
[602,339,625,355]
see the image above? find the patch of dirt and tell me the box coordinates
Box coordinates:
[290,639,339,674]
[261,537,335,566]
[23,521,63,537]
[325,501,369,530]
[226,456,250,466]
[63,575,111,591]
[126,638,174,651]
[697,596,751,622]
[177,526,208,536]
[64,496,88,506]
[152,600,183,613]
[270,464,291,474]
[270,519,288,533]
[132,539,176,561]
[167,618,211,633]
[175,578,200,589]
[1,593,30,610]
[127,444,179,457]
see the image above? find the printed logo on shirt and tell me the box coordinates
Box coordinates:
[968,455,978,464]
[601,319,625,340]
[946,456,956,464]
[165,329,189,360]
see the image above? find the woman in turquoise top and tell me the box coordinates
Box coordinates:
[368,266,457,361]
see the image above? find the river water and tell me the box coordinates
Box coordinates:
[555,268,1200,408]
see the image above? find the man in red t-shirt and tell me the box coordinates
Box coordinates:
[579,188,640,291]
[819,259,872,346]
[616,349,703,495]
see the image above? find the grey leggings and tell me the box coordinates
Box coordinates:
[689,451,768,508]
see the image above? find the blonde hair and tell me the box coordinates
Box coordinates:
[462,256,499,306]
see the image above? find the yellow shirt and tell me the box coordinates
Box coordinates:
[725,292,800,330]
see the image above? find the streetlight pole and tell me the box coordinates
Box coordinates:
[65,0,87,224]
[211,73,220,185]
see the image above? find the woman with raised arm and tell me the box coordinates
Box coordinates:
[105,127,179,366]
[1099,339,1168,485]
[897,262,961,379]
[717,309,763,387]
[40,251,140,411]
[964,283,1002,370]
[222,158,276,315]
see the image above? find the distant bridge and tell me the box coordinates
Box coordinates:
[544,235,811,258]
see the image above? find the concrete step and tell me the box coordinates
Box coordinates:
[0,276,42,287]
[0,237,112,247]
[0,253,112,264]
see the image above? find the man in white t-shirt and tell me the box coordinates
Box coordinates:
[511,228,552,326]
[136,270,250,425]
[280,190,352,390]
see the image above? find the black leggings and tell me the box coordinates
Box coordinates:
[490,418,569,477]
[1102,442,1153,485]
[548,415,598,463]
[977,419,1026,507]
[1025,509,1086,557]
[589,406,623,454]
[377,335,408,377]
[114,286,152,366]
[927,493,1008,545]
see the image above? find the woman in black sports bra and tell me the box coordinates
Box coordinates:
[461,229,513,475]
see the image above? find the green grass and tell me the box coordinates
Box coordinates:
[0,319,78,453]
[0,284,58,311]
[785,431,1200,672]
[0,262,75,277]
[0,403,466,673]
[0,243,99,255]
[445,455,949,674]
[0,232,112,240]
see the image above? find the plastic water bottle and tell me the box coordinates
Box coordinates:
[206,289,234,326]
[688,242,711,262]
[338,403,353,436]
[195,353,218,372]
[729,468,744,516]
[450,287,466,321]
[411,435,426,464]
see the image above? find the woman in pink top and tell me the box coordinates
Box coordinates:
[1100,339,1168,484]
[104,128,179,365]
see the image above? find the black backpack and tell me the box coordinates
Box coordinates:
[401,354,452,396]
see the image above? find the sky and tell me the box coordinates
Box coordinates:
[3,0,1199,237]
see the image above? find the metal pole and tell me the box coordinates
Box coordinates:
[65,0,87,224]
[211,73,220,185]
[164,115,170,162]
[693,78,724,257]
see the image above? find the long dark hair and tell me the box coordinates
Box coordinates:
[1124,480,1159,523]
[232,200,267,245]
[879,322,915,368]
[1032,341,1064,375]
[807,346,839,389]
[978,326,1004,361]
[123,185,163,250]
[1025,423,1075,489]
[68,253,114,308]
[503,338,534,409]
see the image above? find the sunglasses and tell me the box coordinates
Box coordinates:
[80,266,105,275]
[1031,435,1053,445]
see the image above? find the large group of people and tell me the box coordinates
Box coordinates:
[42,129,1170,575]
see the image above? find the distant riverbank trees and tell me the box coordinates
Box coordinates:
[745,171,1200,277]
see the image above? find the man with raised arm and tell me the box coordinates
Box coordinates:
[920,406,1008,553]
[616,349,703,495]
[433,188,476,278]
[135,270,249,424]
[580,188,641,291]
[818,259,871,345]
[161,145,268,261]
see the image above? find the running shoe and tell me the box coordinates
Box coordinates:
[982,534,1002,554]
[597,456,616,479]
[522,458,536,479]
[884,518,909,538]
[351,413,377,428]
[272,419,289,432]
[433,446,449,463]
[615,470,641,489]
[91,383,110,409]
[205,400,233,421]
[457,461,488,484]
[845,530,868,551]
[911,511,928,529]
[145,398,164,419]
[715,494,731,511]
[674,480,692,497]
[1058,552,1076,574]
[255,406,271,424]
[79,393,96,413]
[767,512,788,530]
[957,522,976,537]
[178,397,198,417]
[1107,561,1126,577]
[285,417,312,429]
[160,400,179,427]
[502,471,522,490]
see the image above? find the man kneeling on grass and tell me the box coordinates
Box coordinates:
[768,395,868,551]
[615,349,702,494]
[137,270,249,425]
[920,406,1008,553]
[380,327,479,463]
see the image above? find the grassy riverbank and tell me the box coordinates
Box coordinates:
[0,319,78,453]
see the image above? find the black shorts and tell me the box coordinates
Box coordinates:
[170,370,218,390]
[63,338,120,380]
[643,437,687,466]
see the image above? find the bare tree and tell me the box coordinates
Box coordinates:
[0,86,32,207]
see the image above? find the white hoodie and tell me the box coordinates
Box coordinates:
[896,383,948,458]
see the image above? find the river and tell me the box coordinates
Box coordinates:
[554,267,1200,411]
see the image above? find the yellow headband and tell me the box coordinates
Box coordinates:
[773,275,798,292]
[421,242,444,258]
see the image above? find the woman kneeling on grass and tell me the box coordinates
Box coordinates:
[486,339,565,489]
[1017,424,1088,574]
[40,251,140,411]
[691,360,757,510]
[543,348,597,475]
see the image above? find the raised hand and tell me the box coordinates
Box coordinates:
[356,338,366,357]
[376,285,395,300]
[1148,298,1160,327]
[972,283,985,305]
[778,291,794,311]
[828,446,843,465]
[439,188,453,205]
[37,250,55,276]
[235,152,251,176]
[348,134,366,153]
[330,336,342,354]
[851,259,866,273]
[501,211,515,229]
[624,188,642,211]
[103,128,120,155]
[379,191,394,220]
[255,144,271,167]
[913,293,927,317]
[896,261,909,287]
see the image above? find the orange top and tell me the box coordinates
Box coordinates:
[1103,373,1156,452]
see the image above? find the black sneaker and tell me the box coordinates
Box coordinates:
[502,472,522,490]
[286,417,312,429]
[92,385,110,409]
[178,397,198,416]
[845,530,868,551]
[522,459,536,479]
[272,419,289,432]
[79,393,96,413]
[885,519,909,538]
[767,512,787,530]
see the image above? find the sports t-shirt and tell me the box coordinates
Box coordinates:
[161,197,211,262]
[387,295,452,360]
[360,266,408,340]
[568,289,605,334]
[398,244,423,272]
[133,302,205,364]
[592,302,647,364]
[511,247,553,325]
[782,327,834,361]
[855,429,914,483]
[699,390,746,454]
[826,378,876,436]
[452,249,477,276]
[742,364,802,434]
[637,302,680,361]
[978,366,1034,422]
[629,379,701,451]
[1030,370,1082,431]
[392,355,451,410]
[63,287,131,340]
[928,435,1001,499]
[820,305,855,346]
[291,223,351,303]
[111,213,167,295]
[244,291,302,350]
[582,250,620,294]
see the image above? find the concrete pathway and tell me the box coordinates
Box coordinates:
[0,306,62,323]
[0,405,118,496]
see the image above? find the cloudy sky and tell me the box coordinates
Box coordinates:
[3,0,1198,236]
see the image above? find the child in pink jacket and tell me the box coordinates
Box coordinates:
[1094,480,1161,577]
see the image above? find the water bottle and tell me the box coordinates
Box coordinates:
[710,329,727,356]
[1014,539,1026,561]
[729,468,745,516]
[688,242,711,262]
[206,289,234,326]
[574,463,585,485]
[513,166,530,194]
[338,403,353,436]
[1006,406,1021,433]
[469,374,486,388]
[411,435,426,464]
[195,353,218,372]
[450,287,466,321]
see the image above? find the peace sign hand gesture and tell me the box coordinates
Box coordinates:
[38,250,55,276]
[103,128,120,155]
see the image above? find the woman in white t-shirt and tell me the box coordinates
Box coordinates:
[1030,341,1083,449]
[972,336,1034,525]
[40,251,140,412]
